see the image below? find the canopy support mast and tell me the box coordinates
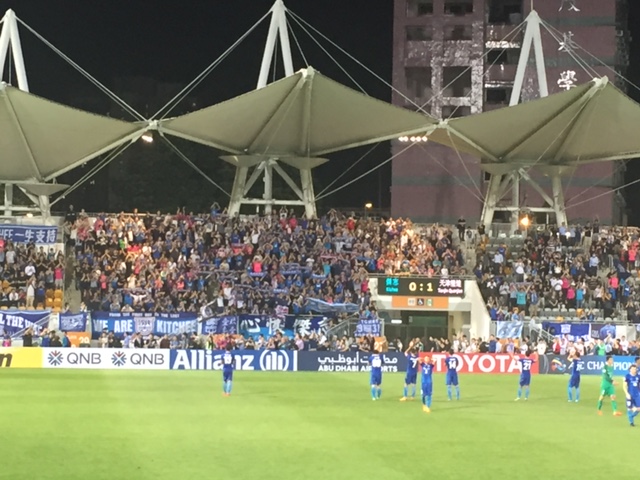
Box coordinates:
[0,9,51,218]
[227,0,319,219]
[481,11,567,231]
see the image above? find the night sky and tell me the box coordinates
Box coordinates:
[1,0,640,222]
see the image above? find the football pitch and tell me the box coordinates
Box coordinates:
[2,371,638,480]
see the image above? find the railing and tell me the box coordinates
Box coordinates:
[325,314,381,339]
[527,320,554,344]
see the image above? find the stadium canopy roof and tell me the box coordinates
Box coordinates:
[0,82,146,183]
[429,76,640,169]
[157,66,437,157]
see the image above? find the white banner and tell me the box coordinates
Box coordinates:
[41,348,169,370]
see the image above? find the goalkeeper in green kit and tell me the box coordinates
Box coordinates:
[598,356,623,416]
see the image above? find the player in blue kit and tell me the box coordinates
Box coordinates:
[400,345,420,402]
[567,350,583,402]
[514,351,535,401]
[222,344,234,396]
[623,364,640,427]
[370,351,383,400]
[445,351,460,401]
[421,356,434,413]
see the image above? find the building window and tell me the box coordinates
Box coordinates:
[485,87,511,105]
[444,0,474,16]
[441,105,472,118]
[406,25,432,41]
[486,48,520,65]
[407,0,434,16]
[442,67,472,97]
[405,67,433,102]
[444,25,473,41]
[488,0,523,24]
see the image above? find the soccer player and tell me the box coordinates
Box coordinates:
[445,351,460,401]
[222,344,234,396]
[567,350,583,402]
[400,345,420,402]
[421,356,434,413]
[624,364,640,427]
[370,350,383,401]
[597,356,622,416]
[514,351,535,401]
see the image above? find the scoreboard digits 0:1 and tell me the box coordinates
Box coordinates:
[408,281,434,293]
[378,277,465,297]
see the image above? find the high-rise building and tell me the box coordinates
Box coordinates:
[391,0,629,225]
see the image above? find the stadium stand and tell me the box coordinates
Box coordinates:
[472,222,640,324]
[66,209,465,318]
[0,238,65,312]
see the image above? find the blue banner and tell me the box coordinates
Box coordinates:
[293,316,329,336]
[297,351,407,372]
[542,322,591,340]
[238,315,291,340]
[59,312,88,332]
[91,312,198,338]
[539,354,637,376]
[169,349,297,371]
[0,310,50,336]
[201,315,238,335]
[495,319,524,338]
[202,314,328,339]
[589,323,618,340]
[354,318,381,337]
[0,225,57,244]
[306,298,359,314]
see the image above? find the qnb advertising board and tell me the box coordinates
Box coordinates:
[420,353,539,374]
[169,350,297,371]
[42,348,170,370]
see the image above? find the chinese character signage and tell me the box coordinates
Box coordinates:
[558,70,578,91]
[558,0,580,12]
[0,225,58,244]
[377,277,465,297]
[558,31,575,52]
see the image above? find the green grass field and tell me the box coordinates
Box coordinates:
[2,371,638,480]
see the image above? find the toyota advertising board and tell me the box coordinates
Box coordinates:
[419,352,539,374]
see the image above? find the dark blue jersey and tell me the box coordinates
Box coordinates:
[370,353,383,374]
[625,372,640,398]
[445,356,459,373]
[519,358,535,377]
[222,352,234,371]
[570,359,583,378]
[406,354,419,374]
[422,363,434,383]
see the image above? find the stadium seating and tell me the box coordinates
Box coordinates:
[0,242,64,310]
[67,211,465,316]
[475,224,639,324]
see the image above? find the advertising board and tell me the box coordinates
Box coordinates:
[419,352,539,374]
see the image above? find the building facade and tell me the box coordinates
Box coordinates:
[391,0,629,225]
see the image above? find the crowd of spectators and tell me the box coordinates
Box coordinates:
[90,331,384,352]
[0,239,65,310]
[472,221,640,323]
[65,205,464,318]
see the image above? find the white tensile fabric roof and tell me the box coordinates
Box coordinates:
[0,83,146,182]
[158,67,436,157]
[430,76,640,167]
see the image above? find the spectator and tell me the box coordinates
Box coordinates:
[22,327,33,347]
